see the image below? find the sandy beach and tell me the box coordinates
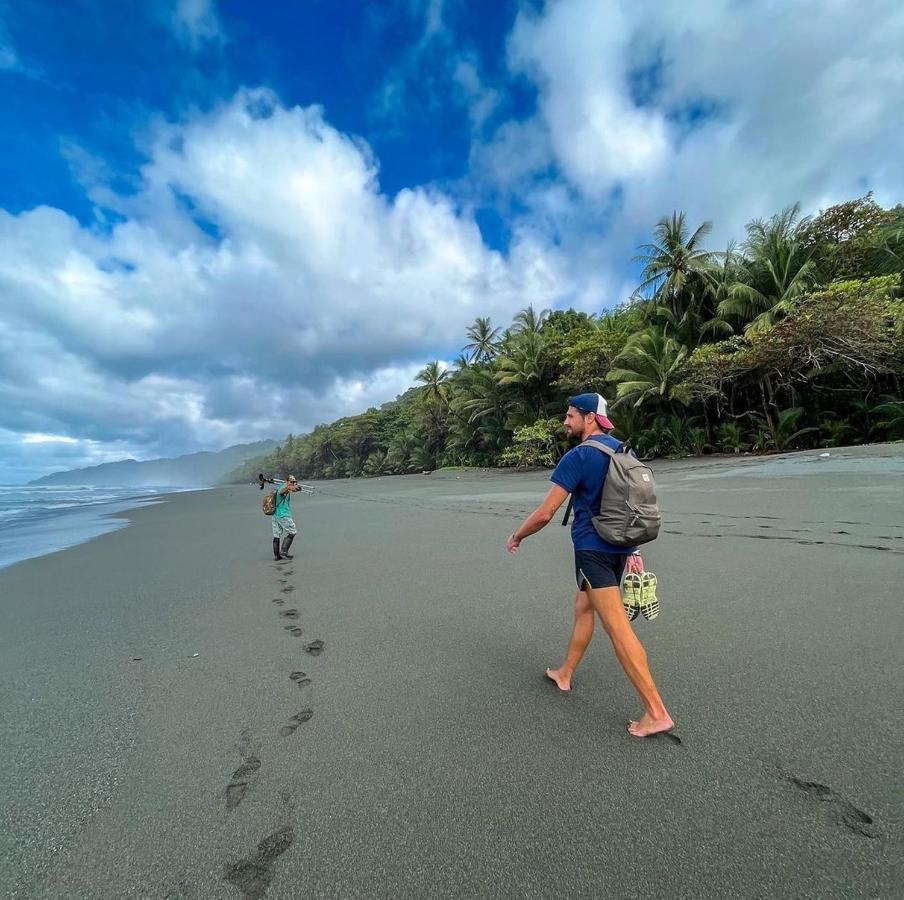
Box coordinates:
[1,445,902,899]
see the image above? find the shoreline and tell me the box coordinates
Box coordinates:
[0,486,208,572]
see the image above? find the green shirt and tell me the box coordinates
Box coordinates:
[274,486,293,517]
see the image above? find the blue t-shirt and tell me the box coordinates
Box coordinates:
[550,434,635,554]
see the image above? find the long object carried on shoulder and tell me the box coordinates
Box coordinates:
[266,476,315,495]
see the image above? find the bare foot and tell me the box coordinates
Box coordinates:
[545,667,572,692]
[627,713,675,738]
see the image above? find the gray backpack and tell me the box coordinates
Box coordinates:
[583,441,661,546]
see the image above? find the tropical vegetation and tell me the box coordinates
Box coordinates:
[232,194,904,481]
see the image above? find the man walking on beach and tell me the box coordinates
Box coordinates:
[272,476,300,560]
[506,394,674,738]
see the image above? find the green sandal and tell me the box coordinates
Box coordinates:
[621,573,642,621]
[639,572,660,620]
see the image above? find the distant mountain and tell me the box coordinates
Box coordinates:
[28,440,278,487]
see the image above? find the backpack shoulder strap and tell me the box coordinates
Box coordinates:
[581,439,618,458]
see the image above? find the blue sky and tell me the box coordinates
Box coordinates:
[1,0,902,482]
[2,0,527,243]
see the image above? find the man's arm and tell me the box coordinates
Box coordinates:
[506,484,570,554]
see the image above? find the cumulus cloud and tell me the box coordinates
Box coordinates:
[508,0,670,192]
[482,0,904,275]
[0,89,566,479]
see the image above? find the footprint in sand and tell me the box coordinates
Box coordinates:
[303,640,324,656]
[281,586,295,594]
[224,825,295,898]
[283,570,294,576]
[289,671,311,687]
[279,709,314,737]
[279,609,299,619]
[272,598,285,606]
[225,756,261,810]
[283,626,304,637]
[788,776,878,838]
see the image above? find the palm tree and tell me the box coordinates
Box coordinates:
[606,328,689,410]
[415,360,450,405]
[462,317,502,363]
[386,429,418,473]
[719,204,816,335]
[650,303,732,351]
[452,353,471,373]
[865,226,904,275]
[635,212,713,318]
[702,244,744,312]
[874,395,904,438]
[409,443,435,472]
[749,406,817,451]
[495,331,556,418]
[460,366,510,423]
[511,304,549,336]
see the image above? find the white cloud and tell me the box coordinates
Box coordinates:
[0,89,567,480]
[22,434,79,445]
[453,57,500,131]
[508,0,670,194]
[483,0,904,274]
[170,0,224,50]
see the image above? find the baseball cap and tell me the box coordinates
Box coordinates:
[568,393,614,430]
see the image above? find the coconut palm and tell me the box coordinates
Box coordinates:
[606,328,689,410]
[462,316,502,363]
[495,331,556,418]
[415,360,450,405]
[511,304,549,336]
[635,212,713,318]
[651,303,732,351]
[748,406,817,451]
[451,353,472,373]
[865,227,904,275]
[874,395,904,438]
[719,204,816,335]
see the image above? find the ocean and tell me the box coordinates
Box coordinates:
[0,485,187,571]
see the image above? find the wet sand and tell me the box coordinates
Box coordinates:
[1,445,902,898]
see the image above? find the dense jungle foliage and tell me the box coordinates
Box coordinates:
[233,194,904,481]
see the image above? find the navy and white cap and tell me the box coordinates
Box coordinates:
[568,393,614,430]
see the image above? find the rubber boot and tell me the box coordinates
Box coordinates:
[273,537,283,560]
[280,534,295,560]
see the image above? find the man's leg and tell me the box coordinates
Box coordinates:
[586,585,673,737]
[272,518,286,560]
[545,589,594,692]
[280,518,297,559]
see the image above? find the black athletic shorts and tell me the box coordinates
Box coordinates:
[574,549,628,590]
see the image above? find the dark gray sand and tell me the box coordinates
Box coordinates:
[1,445,902,899]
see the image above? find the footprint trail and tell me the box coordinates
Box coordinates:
[224,825,295,898]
